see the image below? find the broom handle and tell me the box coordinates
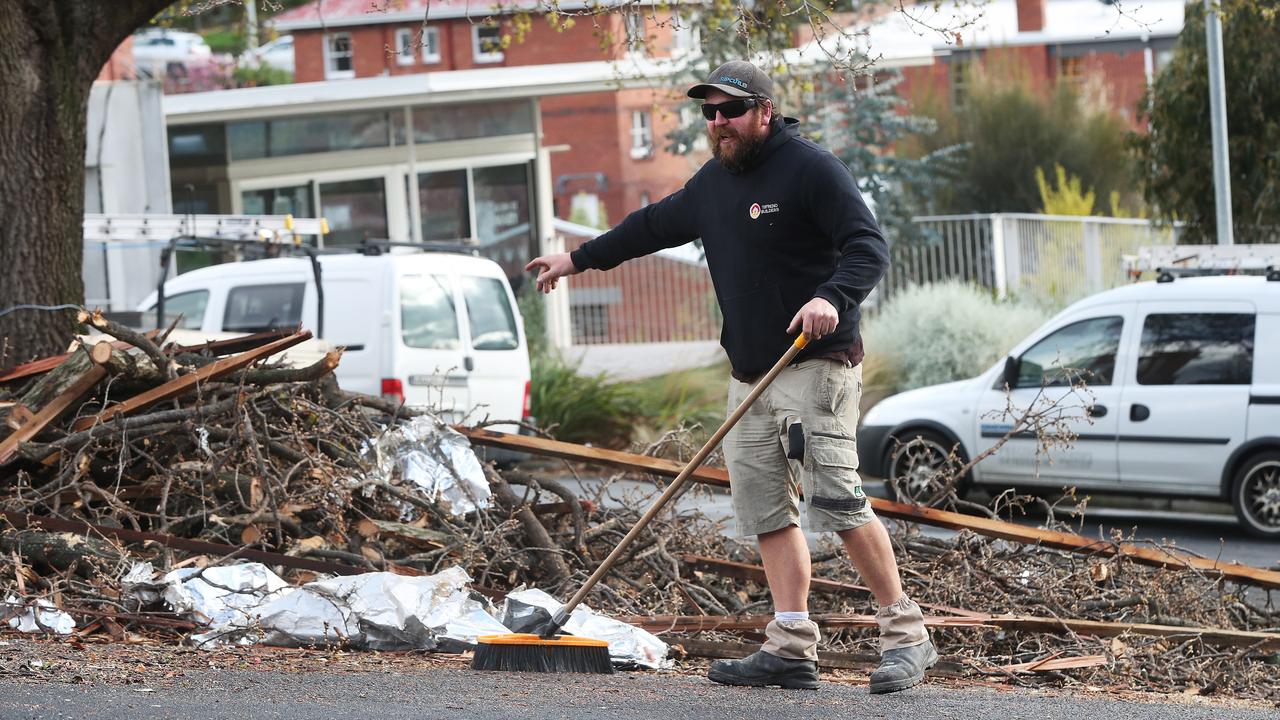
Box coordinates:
[546,332,810,634]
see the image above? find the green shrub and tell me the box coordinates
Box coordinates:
[529,354,640,448]
[863,282,1049,392]
[233,65,293,87]
[202,28,245,55]
[629,362,729,445]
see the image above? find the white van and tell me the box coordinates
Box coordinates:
[857,273,1280,537]
[137,251,532,429]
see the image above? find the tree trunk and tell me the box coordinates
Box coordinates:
[0,1,180,363]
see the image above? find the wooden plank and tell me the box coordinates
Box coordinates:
[166,328,296,356]
[462,428,1280,590]
[620,613,990,634]
[1000,654,1108,673]
[70,331,311,432]
[680,553,988,618]
[0,365,107,465]
[458,427,731,487]
[619,612,1280,651]
[990,615,1280,651]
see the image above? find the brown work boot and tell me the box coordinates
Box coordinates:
[708,650,819,690]
[870,594,935,694]
[708,618,821,689]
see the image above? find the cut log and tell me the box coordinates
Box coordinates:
[0,529,127,578]
[0,353,108,465]
[69,330,311,432]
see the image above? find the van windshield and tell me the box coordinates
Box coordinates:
[401,274,460,349]
[460,276,518,350]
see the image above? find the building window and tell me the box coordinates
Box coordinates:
[1058,54,1086,85]
[630,110,653,159]
[395,28,416,66]
[324,32,354,79]
[624,9,646,55]
[948,53,973,107]
[672,17,701,55]
[678,106,708,153]
[473,24,504,63]
[422,26,441,63]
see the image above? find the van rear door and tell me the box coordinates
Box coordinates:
[396,271,470,420]
[457,273,529,430]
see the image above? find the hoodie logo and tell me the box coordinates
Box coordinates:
[749,202,780,220]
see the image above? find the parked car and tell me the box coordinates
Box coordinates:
[857,273,1280,538]
[238,34,294,74]
[136,251,532,431]
[132,29,212,77]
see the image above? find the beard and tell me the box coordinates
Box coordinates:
[709,118,769,173]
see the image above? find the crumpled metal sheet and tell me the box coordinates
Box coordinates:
[253,566,506,650]
[147,563,508,651]
[160,564,295,646]
[3,595,76,635]
[503,588,671,669]
[366,415,491,516]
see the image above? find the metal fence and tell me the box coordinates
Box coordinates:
[885,213,1183,306]
[553,214,1186,351]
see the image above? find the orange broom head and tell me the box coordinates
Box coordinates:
[471,633,614,674]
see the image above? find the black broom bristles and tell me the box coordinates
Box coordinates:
[471,634,614,674]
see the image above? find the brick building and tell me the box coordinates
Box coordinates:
[273,0,705,225]
[850,0,1185,127]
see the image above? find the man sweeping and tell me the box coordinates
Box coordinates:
[525,61,936,693]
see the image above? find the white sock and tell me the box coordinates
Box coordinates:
[774,611,810,622]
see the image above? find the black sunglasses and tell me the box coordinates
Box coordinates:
[701,97,759,121]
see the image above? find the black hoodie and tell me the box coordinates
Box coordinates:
[570,117,890,378]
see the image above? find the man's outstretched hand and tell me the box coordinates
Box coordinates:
[524,252,581,293]
[786,297,839,340]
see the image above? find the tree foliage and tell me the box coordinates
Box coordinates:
[907,57,1136,215]
[1131,0,1280,243]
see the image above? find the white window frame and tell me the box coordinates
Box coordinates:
[678,106,709,152]
[472,24,504,64]
[630,110,653,160]
[395,28,416,66]
[624,9,646,55]
[324,32,355,79]
[672,18,701,56]
[422,26,441,64]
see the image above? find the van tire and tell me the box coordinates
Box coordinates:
[1231,451,1280,539]
[885,430,968,507]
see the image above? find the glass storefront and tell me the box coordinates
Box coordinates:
[473,164,533,277]
[242,184,313,218]
[418,169,470,242]
[320,178,388,247]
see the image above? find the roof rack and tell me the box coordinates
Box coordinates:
[1124,245,1280,282]
[84,213,329,247]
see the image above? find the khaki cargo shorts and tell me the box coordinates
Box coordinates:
[723,359,875,537]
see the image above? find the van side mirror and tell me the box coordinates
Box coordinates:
[1002,356,1020,389]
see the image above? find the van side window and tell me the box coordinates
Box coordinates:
[223,284,304,333]
[460,276,518,350]
[145,290,208,330]
[400,274,460,349]
[1016,316,1123,388]
[1137,313,1255,385]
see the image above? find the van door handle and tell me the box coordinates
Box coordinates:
[1086,404,1107,418]
[1130,404,1150,422]
[464,356,475,372]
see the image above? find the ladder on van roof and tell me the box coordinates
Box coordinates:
[84,213,330,247]
[1124,245,1280,281]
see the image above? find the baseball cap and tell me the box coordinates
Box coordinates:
[687,61,774,101]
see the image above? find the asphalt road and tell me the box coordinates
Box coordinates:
[1,667,1275,720]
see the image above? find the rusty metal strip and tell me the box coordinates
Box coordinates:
[463,428,1280,590]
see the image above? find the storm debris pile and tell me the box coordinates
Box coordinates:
[0,316,1277,702]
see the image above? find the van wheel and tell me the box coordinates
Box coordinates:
[886,430,967,507]
[1231,451,1280,539]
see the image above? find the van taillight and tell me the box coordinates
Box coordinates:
[381,378,405,405]
[522,380,532,419]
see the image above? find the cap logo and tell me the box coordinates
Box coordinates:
[719,76,748,89]
[749,203,762,219]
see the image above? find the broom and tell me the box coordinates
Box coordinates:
[472,333,811,674]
